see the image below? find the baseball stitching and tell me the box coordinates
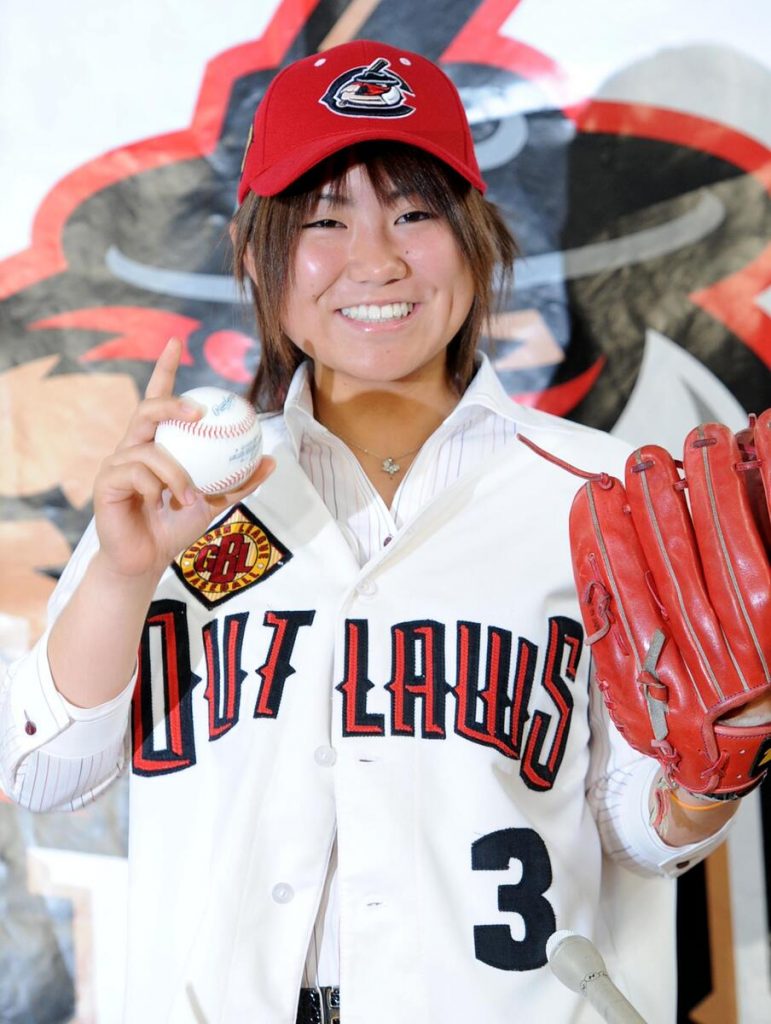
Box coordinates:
[197,464,255,495]
[159,406,257,440]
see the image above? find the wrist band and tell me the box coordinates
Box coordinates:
[668,789,726,813]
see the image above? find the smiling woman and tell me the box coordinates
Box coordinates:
[232,140,516,411]
[0,36,763,1024]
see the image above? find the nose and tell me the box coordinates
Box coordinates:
[346,221,407,285]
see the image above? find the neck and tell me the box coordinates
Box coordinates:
[311,367,460,458]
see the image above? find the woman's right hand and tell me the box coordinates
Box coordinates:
[92,338,275,583]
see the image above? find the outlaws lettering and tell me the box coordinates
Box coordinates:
[132,605,583,790]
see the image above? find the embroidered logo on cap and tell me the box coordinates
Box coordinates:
[320,58,415,118]
[172,503,291,609]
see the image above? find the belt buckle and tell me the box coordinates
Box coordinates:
[323,986,340,1024]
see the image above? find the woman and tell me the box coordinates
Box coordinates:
[0,40,747,1024]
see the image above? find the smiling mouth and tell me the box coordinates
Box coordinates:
[339,301,414,323]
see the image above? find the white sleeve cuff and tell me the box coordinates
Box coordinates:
[4,630,135,762]
[616,758,733,876]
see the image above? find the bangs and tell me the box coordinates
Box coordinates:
[285,142,471,220]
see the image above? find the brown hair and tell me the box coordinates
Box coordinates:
[231,142,517,411]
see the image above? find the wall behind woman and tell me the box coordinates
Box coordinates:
[0,1,768,1020]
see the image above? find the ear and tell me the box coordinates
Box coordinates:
[229,220,258,282]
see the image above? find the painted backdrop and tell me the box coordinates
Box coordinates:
[0,1,769,1021]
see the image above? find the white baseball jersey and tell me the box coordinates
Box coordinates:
[0,361,731,1023]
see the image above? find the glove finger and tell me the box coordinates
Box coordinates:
[624,444,745,706]
[738,409,771,556]
[683,422,771,689]
[570,476,684,756]
[755,408,771,501]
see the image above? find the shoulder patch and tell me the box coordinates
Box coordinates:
[172,503,291,609]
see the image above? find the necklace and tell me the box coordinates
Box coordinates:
[340,436,423,476]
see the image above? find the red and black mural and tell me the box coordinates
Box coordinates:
[0,0,769,1020]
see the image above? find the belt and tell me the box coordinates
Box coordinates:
[296,987,340,1024]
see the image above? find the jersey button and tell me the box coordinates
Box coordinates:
[272,883,294,904]
[355,578,377,597]
[314,745,337,767]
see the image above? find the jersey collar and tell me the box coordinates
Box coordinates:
[281,353,552,458]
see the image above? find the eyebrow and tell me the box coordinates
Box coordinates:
[316,186,415,206]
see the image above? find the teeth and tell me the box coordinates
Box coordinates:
[341,302,413,322]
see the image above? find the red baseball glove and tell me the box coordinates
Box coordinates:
[557,411,771,799]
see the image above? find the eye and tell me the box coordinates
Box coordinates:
[302,217,345,229]
[396,209,433,224]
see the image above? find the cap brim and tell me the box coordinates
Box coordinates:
[240,127,487,199]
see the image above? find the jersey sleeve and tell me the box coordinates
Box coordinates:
[0,521,135,812]
[585,667,732,877]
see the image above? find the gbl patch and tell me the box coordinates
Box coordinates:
[172,503,291,608]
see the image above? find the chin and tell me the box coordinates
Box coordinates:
[346,361,434,386]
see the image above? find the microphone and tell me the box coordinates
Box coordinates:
[546,930,648,1023]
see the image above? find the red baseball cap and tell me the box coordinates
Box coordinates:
[237,39,486,202]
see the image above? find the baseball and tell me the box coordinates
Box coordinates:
[155,387,263,495]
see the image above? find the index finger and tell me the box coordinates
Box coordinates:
[145,337,183,401]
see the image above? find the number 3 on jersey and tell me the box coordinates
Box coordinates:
[472,827,556,971]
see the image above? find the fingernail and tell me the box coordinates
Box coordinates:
[180,400,204,416]
[183,488,197,505]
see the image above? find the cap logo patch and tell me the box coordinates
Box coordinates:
[172,503,291,609]
[320,58,415,118]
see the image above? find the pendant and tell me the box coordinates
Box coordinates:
[381,457,400,476]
